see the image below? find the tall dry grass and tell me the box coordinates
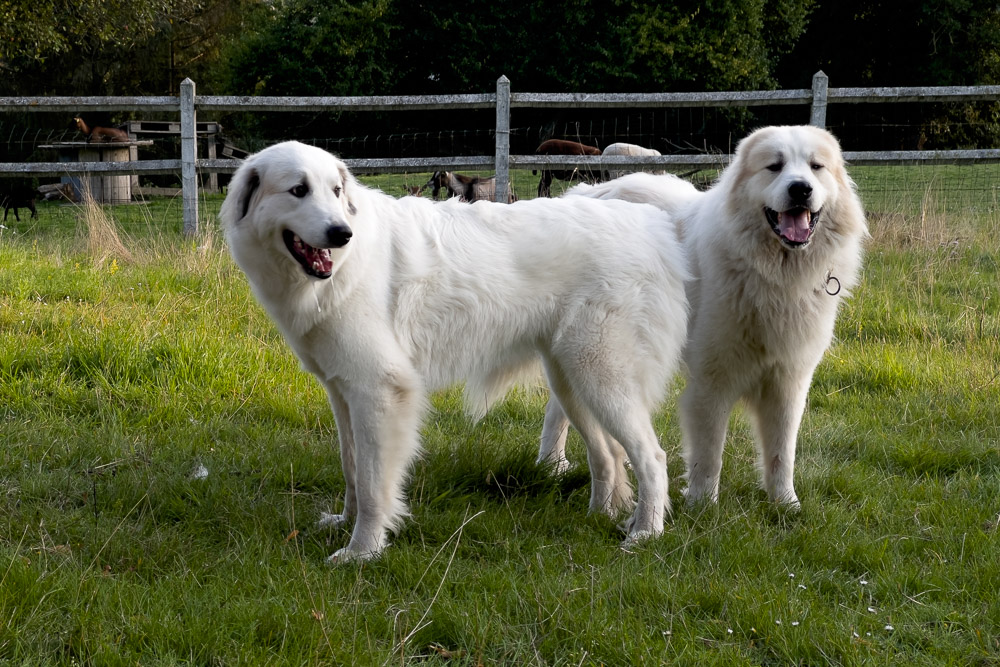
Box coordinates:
[77,185,134,267]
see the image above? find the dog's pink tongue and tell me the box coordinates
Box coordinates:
[305,246,333,273]
[778,210,811,243]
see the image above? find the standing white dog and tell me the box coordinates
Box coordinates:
[220,141,689,562]
[540,126,868,509]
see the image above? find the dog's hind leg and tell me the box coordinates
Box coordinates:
[543,362,634,519]
[547,337,669,543]
[538,395,630,479]
[592,402,667,545]
[537,395,572,474]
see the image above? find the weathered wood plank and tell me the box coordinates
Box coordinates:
[511,89,813,108]
[0,160,183,177]
[194,94,495,112]
[0,96,178,112]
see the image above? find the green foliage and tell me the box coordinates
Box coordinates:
[0,0,172,64]
[2,0,999,101]
[781,0,1000,86]
[223,0,815,95]
[626,0,801,91]
[0,0,264,96]
[226,0,393,97]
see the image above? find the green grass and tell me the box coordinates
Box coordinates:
[0,167,998,664]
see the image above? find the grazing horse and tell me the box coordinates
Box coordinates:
[601,142,662,180]
[533,139,602,198]
[426,171,516,203]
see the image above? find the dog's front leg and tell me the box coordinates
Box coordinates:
[745,369,812,509]
[317,380,357,531]
[327,369,424,564]
[679,378,736,505]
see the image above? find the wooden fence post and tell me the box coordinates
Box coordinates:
[810,70,829,128]
[180,78,198,236]
[495,75,511,203]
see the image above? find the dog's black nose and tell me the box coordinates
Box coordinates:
[326,223,353,248]
[788,180,813,204]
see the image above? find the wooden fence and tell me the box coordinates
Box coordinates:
[2,72,999,235]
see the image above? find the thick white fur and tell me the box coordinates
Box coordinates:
[541,126,868,509]
[220,141,689,562]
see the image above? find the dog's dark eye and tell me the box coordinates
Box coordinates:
[766,163,783,173]
[333,185,342,198]
[290,183,309,198]
[811,163,824,171]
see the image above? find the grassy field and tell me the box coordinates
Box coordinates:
[0,166,998,665]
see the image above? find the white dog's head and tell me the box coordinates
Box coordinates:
[724,125,856,250]
[220,141,358,280]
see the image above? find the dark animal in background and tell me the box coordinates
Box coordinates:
[73,117,130,143]
[38,183,78,203]
[1,185,38,222]
[425,171,516,203]
[533,139,602,197]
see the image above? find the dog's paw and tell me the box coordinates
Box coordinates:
[776,495,801,512]
[317,512,350,530]
[620,530,655,551]
[537,455,572,476]
[326,545,381,565]
[768,486,801,510]
[681,484,719,506]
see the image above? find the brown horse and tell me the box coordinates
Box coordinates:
[533,139,602,197]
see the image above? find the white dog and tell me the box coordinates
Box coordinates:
[540,126,868,509]
[220,141,689,562]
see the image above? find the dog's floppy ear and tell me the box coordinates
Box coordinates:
[338,164,358,216]
[219,163,262,228]
[239,170,261,220]
[728,128,768,188]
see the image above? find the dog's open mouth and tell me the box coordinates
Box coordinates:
[765,207,820,247]
[283,229,333,279]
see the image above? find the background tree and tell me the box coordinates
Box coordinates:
[225,0,393,97]
[2,0,998,152]
[776,0,1000,148]
[778,0,1000,87]
[0,0,261,96]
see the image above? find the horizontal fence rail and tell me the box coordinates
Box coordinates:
[196,94,496,113]
[510,89,815,108]
[2,72,999,234]
[0,97,179,112]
